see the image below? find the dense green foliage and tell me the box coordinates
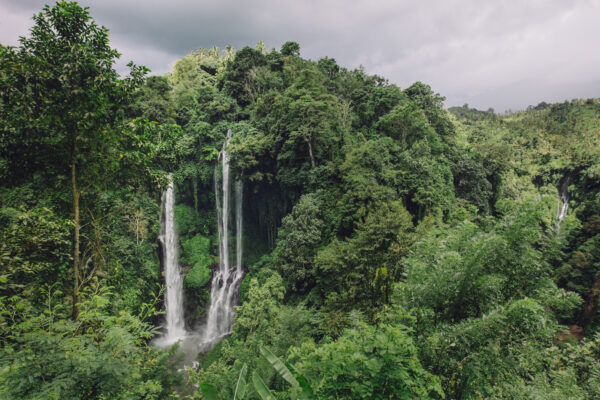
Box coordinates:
[291,323,443,399]
[0,2,182,398]
[2,2,600,399]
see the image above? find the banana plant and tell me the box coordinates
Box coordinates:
[200,347,315,400]
[199,363,248,400]
[234,363,248,400]
[198,382,219,400]
[252,346,315,400]
[252,371,276,400]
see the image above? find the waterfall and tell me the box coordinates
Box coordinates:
[557,176,570,222]
[152,130,244,356]
[155,176,187,347]
[200,129,244,351]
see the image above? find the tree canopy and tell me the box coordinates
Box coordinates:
[2,2,600,399]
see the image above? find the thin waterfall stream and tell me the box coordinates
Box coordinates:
[557,176,570,222]
[553,175,570,236]
[199,129,244,352]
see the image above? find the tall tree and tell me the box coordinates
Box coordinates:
[283,68,338,168]
[0,2,147,318]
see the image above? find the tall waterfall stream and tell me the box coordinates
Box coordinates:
[555,175,570,234]
[154,129,244,363]
[154,178,186,347]
[557,176,570,222]
[200,129,244,351]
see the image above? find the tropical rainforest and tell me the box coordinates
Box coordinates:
[2,2,600,399]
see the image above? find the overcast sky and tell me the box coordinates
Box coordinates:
[1,0,600,112]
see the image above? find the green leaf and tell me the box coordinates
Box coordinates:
[234,363,247,400]
[199,382,220,400]
[252,372,275,400]
[260,345,299,388]
[285,361,315,399]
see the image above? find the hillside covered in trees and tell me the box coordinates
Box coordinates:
[2,2,600,399]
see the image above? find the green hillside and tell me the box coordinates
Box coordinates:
[1,2,600,399]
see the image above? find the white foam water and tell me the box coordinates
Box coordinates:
[557,176,570,222]
[154,129,245,360]
[154,176,188,347]
[199,129,244,352]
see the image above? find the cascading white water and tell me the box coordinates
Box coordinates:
[155,177,187,347]
[152,131,244,357]
[200,129,244,351]
[557,176,570,222]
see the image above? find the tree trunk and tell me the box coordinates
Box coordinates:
[71,155,80,320]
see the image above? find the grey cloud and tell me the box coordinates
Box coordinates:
[1,0,599,111]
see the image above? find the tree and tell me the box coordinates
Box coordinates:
[291,323,443,399]
[398,198,578,323]
[449,151,493,214]
[281,42,300,57]
[376,101,439,151]
[273,193,325,293]
[336,138,400,233]
[315,200,415,313]
[0,286,181,399]
[404,81,455,139]
[127,75,176,124]
[0,207,71,346]
[278,68,338,169]
[220,46,267,107]
[0,2,147,318]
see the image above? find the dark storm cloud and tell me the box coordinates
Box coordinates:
[2,0,599,111]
